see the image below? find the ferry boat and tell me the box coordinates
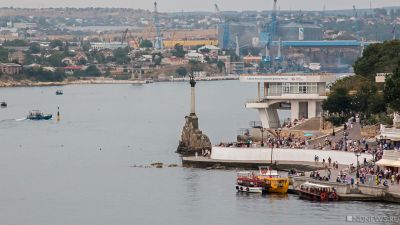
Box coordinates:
[257,166,289,194]
[235,171,264,193]
[1,102,7,107]
[296,182,339,202]
[27,110,53,120]
[56,90,63,95]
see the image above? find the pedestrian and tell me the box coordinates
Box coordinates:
[328,157,332,167]
[391,174,395,185]
[351,177,355,187]
[397,173,400,184]
[322,158,325,166]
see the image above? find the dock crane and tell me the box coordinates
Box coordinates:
[153,2,163,50]
[215,3,231,50]
[260,0,278,62]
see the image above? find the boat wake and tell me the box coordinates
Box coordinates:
[15,118,26,122]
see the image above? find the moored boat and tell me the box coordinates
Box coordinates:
[235,171,264,193]
[56,90,63,95]
[1,101,7,107]
[27,110,53,120]
[257,166,289,194]
[296,182,339,202]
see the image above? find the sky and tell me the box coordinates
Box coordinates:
[0,0,398,12]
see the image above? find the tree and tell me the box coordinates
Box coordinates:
[3,39,28,47]
[49,39,64,50]
[82,41,91,52]
[29,42,41,54]
[217,60,225,73]
[0,47,9,62]
[384,69,400,112]
[139,39,153,48]
[173,44,186,58]
[113,47,130,65]
[354,40,400,80]
[47,52,64,67]
[176,67,187,77]
[84,65,101,77]
[322,87,352,116]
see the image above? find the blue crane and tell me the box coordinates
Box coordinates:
[215,4,231,49]
[260,0,277,62]
[154,2,163,50]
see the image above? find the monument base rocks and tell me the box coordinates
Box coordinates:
[177,114,211,156]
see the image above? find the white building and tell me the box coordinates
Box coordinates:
[90,42,128,50]
[240,73,336,128]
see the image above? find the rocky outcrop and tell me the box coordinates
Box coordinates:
[177,114,211,156]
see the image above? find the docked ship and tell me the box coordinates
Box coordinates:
[1,101,7,107]
[257,166,289,194]
[296,182,339,201]
[235,171,264,193]
[56,90,63,95]
[27,110,53,120]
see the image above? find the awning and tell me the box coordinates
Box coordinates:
[376,159,400,168]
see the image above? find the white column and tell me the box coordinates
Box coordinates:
[258,108,270,129]
[257,82,261,101]
[291,100,299,122]
[308,100,317,118]
[190,86,195,115]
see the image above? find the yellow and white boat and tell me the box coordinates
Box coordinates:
[257,166,289,194]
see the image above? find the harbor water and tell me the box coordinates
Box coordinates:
[0,81,399,225]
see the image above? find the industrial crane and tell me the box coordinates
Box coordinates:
[260,0,277,62]
[215,4,231,49]
[153,2,163,50]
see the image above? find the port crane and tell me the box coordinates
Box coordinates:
[153,2,163,50]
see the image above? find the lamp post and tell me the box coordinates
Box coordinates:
[355,150,361,178]
[260,127,266,147]
[343,131,348,151]
[271,128,282,164]
[372,148,376,162]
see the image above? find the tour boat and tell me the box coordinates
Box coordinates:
[296,182,339,202]
[235,171,264,193]
[27,110,53,120]
[1,102,7,107]
[56,90,63,95]
[257,166,290,194]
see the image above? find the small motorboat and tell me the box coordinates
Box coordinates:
[27,110,53,120]
[56,90,63,95]
[0,102,7,108]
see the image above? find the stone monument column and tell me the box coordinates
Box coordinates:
[177,74,211,156]
[190,75,196,116]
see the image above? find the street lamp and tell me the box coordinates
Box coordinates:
[372,148,376,162]
[271,129,282,164]
[343,131,348,151]
[260,127,266,147]
[354,150,361,178]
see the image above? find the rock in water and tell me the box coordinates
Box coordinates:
[177,114,211,156]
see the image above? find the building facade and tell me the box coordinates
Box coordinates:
[240,73,336,128]
[0,63,22,75]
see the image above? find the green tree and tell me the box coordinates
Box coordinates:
[3,39,28,47]
[176,67,187,77]
[113,47,129,65]
[384,69,400,112]
[173,44,186,58]
[49,39,64,49]
[0,47,9,62]
[322,87,353,116]
[84,65,101,77]
[139,39,153,48]
[217,60,225,73]
[354,40,400,80]
[29,42,41,54]
[47,52,64,67]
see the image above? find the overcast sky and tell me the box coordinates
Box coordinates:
[0,0,398,12]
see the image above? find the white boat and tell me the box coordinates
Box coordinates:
[235,171,263,193]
